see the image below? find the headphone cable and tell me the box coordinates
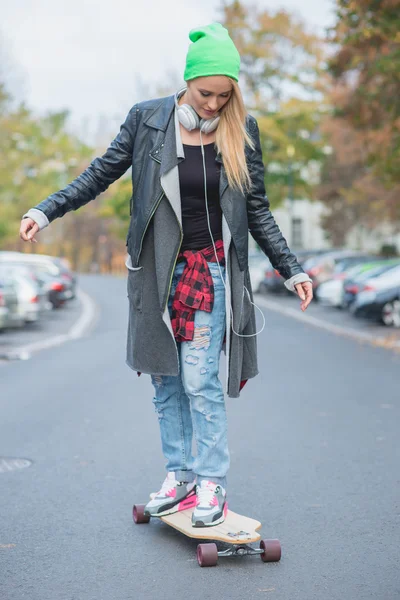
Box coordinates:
[199,129,265,338]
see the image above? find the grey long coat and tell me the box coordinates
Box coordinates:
[122,98,309,398]
[23,94,311,398]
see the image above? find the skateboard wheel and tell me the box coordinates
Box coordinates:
[260,539,281,563]
[197,543,218,567]
[132,504,150,524]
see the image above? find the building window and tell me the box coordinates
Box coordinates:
[292,218,303,248]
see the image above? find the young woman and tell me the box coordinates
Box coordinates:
[20,23,313,527]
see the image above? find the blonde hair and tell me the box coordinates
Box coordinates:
[215,79,255,194]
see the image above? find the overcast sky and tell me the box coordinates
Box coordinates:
[2,0,336,141]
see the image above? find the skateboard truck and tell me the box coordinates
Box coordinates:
[217,544,265,557]
[196,539,281,567]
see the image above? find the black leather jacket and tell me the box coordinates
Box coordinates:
[29,94,304,279]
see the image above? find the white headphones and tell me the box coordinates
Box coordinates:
[175,87,220,134]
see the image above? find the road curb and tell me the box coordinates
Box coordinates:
[0,288,99,362]
[254,294,400,352]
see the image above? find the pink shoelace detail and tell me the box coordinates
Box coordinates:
[157,475,177,498]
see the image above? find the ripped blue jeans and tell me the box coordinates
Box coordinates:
[151,260,229,490]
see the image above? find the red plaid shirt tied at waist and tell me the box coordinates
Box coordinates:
[136,238,248,390]
[171,239,225,342]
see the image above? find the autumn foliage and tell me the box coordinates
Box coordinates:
[1,1,399,260]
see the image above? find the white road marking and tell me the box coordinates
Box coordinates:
[0,289,99,361]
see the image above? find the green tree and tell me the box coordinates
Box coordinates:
[0,98,93,247]
[220,1,328,206]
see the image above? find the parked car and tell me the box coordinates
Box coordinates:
[0,252,75,309]
[0,273,24,330]
[380,289,400,328]
[248,252,271,293]
[53,257,77,300]
[350,264,400,326]
[34,270,69,309]
[292,248,342,266]
[302,251,377,295]
[259,248,349,295]
[0,252,77,302]
[342,260,400,309]
[317,259,399,308]
[0,265,48,323]
[259,262,285,294]
[0,283,9,330]
[352,285,400,327]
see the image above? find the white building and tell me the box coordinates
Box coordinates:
[258,198,400,255]
[262,198,331,251]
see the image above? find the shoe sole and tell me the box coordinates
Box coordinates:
[191,502,228,527]
[191,514,226,527]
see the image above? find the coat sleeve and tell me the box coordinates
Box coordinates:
[245,116,310,283]
[22,104,138,229]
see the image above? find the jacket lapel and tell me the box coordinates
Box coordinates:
[145,95,183,226]
[159,111,181,177]
[146,94,231,229]
[159,111,183,226]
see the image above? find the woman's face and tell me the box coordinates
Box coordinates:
[183,76,233,119]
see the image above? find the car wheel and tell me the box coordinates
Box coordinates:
[381,299,400,328]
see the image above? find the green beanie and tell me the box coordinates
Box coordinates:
[184,22,240,82]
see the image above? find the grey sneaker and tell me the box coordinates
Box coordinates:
[144,472,196,517]
[191,480,227,527]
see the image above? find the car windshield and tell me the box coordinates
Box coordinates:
[334,256,373,273]
[346,264,376,278]
[355,263,399,282]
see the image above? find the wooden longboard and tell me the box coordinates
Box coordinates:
[160,507,262,544]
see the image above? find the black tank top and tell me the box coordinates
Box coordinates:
[178,142,222,251]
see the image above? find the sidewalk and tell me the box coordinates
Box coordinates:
[255,293,400,352]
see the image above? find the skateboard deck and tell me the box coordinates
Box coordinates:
[132,495,281,567]
[160,507,262,544]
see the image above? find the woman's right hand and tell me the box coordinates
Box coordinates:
[20,218,39,243]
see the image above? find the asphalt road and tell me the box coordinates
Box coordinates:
[0,295,83,359]
[1,274,399,600]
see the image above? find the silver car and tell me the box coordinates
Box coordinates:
[0,265,48,323]
[0,252,77,301]
[0,274,24,330]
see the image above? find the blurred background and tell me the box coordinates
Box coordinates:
[1,0,399,338]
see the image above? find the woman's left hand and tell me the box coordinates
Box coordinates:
[294,281,313,312]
